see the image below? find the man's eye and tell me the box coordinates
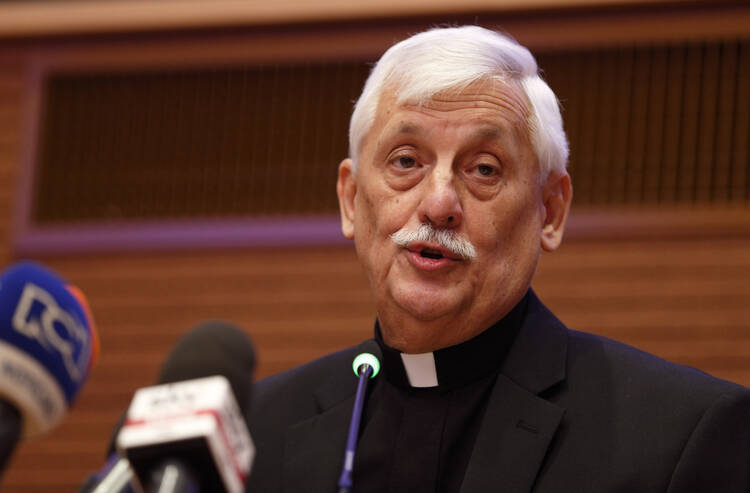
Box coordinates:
[476,164,497,176]
[396,156,417,169]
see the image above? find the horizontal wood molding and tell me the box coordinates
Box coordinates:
[565,206,750,241]
[10,206,750,255]
[0,1,748,52]
[0,0,727,37]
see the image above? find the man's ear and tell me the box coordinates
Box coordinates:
[336,158,357,239]
[540,171,572,252]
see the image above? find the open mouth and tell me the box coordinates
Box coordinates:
[420,248,445,260]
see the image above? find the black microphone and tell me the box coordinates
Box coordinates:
[338,340,382,493]
[84,321,255,493]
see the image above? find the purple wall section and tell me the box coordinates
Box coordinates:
[13,215,349,254]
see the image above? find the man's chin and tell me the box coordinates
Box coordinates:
[390,287,462,322]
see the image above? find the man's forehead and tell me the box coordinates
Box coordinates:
[381,120,506,142]
[387,77,527,110]
[371,80,533,142]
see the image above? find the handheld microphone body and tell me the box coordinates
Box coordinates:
[0,261,98,472]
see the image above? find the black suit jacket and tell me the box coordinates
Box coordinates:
[246,293,750,492]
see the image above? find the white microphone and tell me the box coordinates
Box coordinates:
[117,374,254,493]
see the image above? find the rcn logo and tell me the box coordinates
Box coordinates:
[11,283,91,382]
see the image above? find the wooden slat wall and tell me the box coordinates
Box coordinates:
[538,42,750,205]
[28,40,750,227]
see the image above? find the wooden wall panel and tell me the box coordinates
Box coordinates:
[1,0,750,48]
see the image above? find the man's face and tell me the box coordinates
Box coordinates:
[337,80,571,353]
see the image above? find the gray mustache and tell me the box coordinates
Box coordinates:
[390,224,477,260]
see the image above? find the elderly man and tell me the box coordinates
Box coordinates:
[247,26,750,492]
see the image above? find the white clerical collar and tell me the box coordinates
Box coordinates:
[399,352,439,388]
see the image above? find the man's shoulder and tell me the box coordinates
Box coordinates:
[523,292,747,399]
[534,327,750,492]
[564,327,748,406]
[250,344,360,421]
[256,344,360,389]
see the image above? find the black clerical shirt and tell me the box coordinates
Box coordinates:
[351,291,529,493]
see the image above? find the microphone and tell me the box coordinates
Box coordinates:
[338,340,381,493]
[82,321,257,493]
[0,261,98,473]
[114,321,256,493]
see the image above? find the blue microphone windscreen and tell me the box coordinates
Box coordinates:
[0,261,97,435]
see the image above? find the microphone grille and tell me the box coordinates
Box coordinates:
[352,340,382,379]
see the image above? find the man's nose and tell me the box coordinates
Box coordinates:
[417,166,463,229]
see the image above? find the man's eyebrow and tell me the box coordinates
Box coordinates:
[389,122,424,136]
[472,124,504,141]
[378,122,507,145]
[375,122,425,149]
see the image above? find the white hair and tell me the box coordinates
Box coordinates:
[391,223,477,260]
[348,25,569,178]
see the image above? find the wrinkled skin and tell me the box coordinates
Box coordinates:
[337,80,572,353]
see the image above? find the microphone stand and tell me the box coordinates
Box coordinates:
[338,365,373,493]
